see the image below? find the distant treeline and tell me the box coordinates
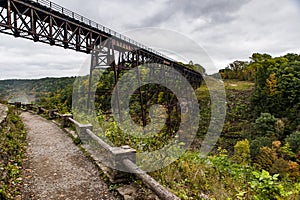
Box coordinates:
[0,77,75,112]
[219,53,300,81]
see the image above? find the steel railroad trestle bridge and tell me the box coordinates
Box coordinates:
[0,0,203,125]
[0,0,201,80]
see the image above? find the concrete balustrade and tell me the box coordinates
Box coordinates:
[61,114,73,127]
[37,106,47,114]
[48,109,57,119]
[108,146,137,183]
[37,106,43,114]
[84,127,137,183]
[14,102,22,108]
[68,119,93,143]
[24,103,33,111]
[123,159,180,200]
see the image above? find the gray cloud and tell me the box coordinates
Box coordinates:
[0,0,300,79]
[140,0,251,28]
[0,34,88,79]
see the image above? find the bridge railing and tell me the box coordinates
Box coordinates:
[12,102,179,200]
[28,0,175,62]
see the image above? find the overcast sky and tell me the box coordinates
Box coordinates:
[1,0,300,79]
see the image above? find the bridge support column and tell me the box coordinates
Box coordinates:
[7,0,11,27]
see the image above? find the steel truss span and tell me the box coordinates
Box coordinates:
[0,0,202,84]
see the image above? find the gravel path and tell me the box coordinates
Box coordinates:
[21,112,119,200]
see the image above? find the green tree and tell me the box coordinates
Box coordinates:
[255,147,277,171]
[233,139,251,165]
[250,53,300,134]
[285,131,300,153]
[254,113,277,138]
[250,137,272,158]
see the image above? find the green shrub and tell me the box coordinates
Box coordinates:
[254,113,277,138]
[250,137,272,158]
[281,142,295,160]
[249,170,292,199]
[287,161,300,181]
[0,108,26,199]
[270,158,289,178]
[285,131,300,153]
[0,189,8,200]
[255,147,277,171]
[275,119,285,135]
[233,139,251,165]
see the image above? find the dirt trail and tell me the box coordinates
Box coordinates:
[20,112,119,200]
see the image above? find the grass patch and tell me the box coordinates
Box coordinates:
[0,107,26,199]
[224,79,254,91]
